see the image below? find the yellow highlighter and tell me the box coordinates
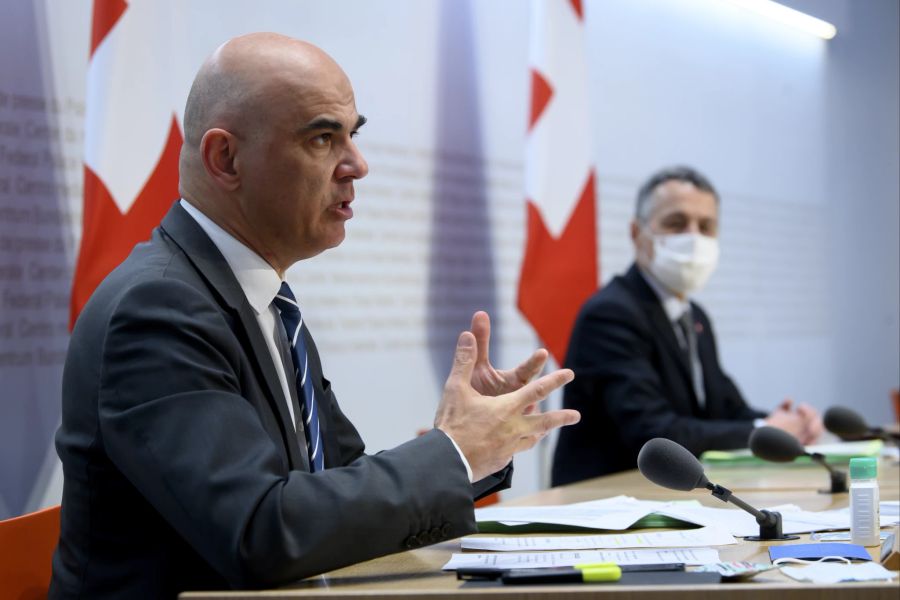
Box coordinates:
[501,562,622,585]
[578,562,624,582]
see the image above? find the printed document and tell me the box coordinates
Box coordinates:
[443,548,721,570]
[461,525,736,551]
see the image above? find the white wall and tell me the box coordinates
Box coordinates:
[0,0,896,518]
[822,0,900,426]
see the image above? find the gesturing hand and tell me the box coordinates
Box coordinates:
[434,327,580,482]
[468,311,548,397]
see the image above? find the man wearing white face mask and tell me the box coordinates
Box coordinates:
[551,166,823,485]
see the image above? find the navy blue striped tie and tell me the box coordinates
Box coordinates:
[273,282,324,472]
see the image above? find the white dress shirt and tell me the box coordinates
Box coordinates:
[179,200,475,479]
[637,266,691,332]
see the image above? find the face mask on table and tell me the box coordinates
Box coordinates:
[647,232,719,296]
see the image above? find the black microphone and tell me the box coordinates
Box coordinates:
[749,426,848,493]
[637,438,799,541]
[824,406,900,443]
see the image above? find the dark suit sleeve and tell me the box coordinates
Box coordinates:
[98,278,477,588]
[571,299,756,458]
[472,464,513,500]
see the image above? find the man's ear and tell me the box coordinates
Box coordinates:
[631,219,652,264]
[630,219,641,244]
[199,128,240,191]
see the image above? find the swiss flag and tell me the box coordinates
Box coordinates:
[517,0,598,365]
[70,0,182,328]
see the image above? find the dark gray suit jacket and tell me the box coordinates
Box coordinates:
[552,264,765,485]
[50,203,509,598]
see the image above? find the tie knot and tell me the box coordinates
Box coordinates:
[274,282,300,314]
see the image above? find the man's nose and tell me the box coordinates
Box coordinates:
[337,141,369,180]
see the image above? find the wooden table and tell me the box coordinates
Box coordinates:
[182,457,900,599]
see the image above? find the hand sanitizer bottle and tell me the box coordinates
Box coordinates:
[849,457,880,546]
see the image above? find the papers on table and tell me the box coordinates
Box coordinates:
[461,525,736,551]
[880,500,900,521]
[476,495,896,538]
[461,499,727,571]
[443,548,720,570]
[475,495,698,531]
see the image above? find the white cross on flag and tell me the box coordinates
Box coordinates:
[517,0,599,365]
[70,0,182,327]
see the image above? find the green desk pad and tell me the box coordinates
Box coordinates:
[700,439,883,466]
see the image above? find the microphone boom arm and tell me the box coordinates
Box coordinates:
[808,452,848,493]
[705,482,795,541]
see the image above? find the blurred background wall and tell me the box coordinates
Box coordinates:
[0,0,897,519]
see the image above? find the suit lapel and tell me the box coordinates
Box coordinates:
[158,202,305,468]
[233,302,307,469]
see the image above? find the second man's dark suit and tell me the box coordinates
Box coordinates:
[51,203,510,599]
[552,264,765,486]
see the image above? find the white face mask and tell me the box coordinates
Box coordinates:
[646,232,719,296]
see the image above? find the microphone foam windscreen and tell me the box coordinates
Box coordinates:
[824,406,869,437]
[749,426,805,462]
[637,438,709,491]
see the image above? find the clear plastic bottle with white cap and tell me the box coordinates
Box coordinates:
[849,457,880,546]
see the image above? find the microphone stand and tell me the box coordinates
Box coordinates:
[705,482,799,541]
[833,430,900,444]
[808,452,848,494]
[872,429,900,444]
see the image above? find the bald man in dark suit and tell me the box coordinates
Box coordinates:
[51,34,579,599]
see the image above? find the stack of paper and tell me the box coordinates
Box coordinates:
[461,525,736,551]
[443,548,721,571]
[476,495,697,533]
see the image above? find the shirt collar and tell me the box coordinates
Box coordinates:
[637,265,691,323]
[180,199,282,314]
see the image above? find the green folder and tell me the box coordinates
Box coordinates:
[477,513,698,534]
[476,500,703,533]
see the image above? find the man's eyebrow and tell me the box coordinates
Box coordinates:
[300,117,343,133]
[299,114,368,133]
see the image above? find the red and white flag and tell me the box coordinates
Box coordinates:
[70,0,182,327]
[517,0,598,365]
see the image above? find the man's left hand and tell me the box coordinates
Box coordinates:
[796,402,824,444]
[468,311,548,399]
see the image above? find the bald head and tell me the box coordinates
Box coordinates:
[182,33,346,148]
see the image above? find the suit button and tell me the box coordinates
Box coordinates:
[441,523,452,537]
[429,527,442,542]
[404,535,421,549]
